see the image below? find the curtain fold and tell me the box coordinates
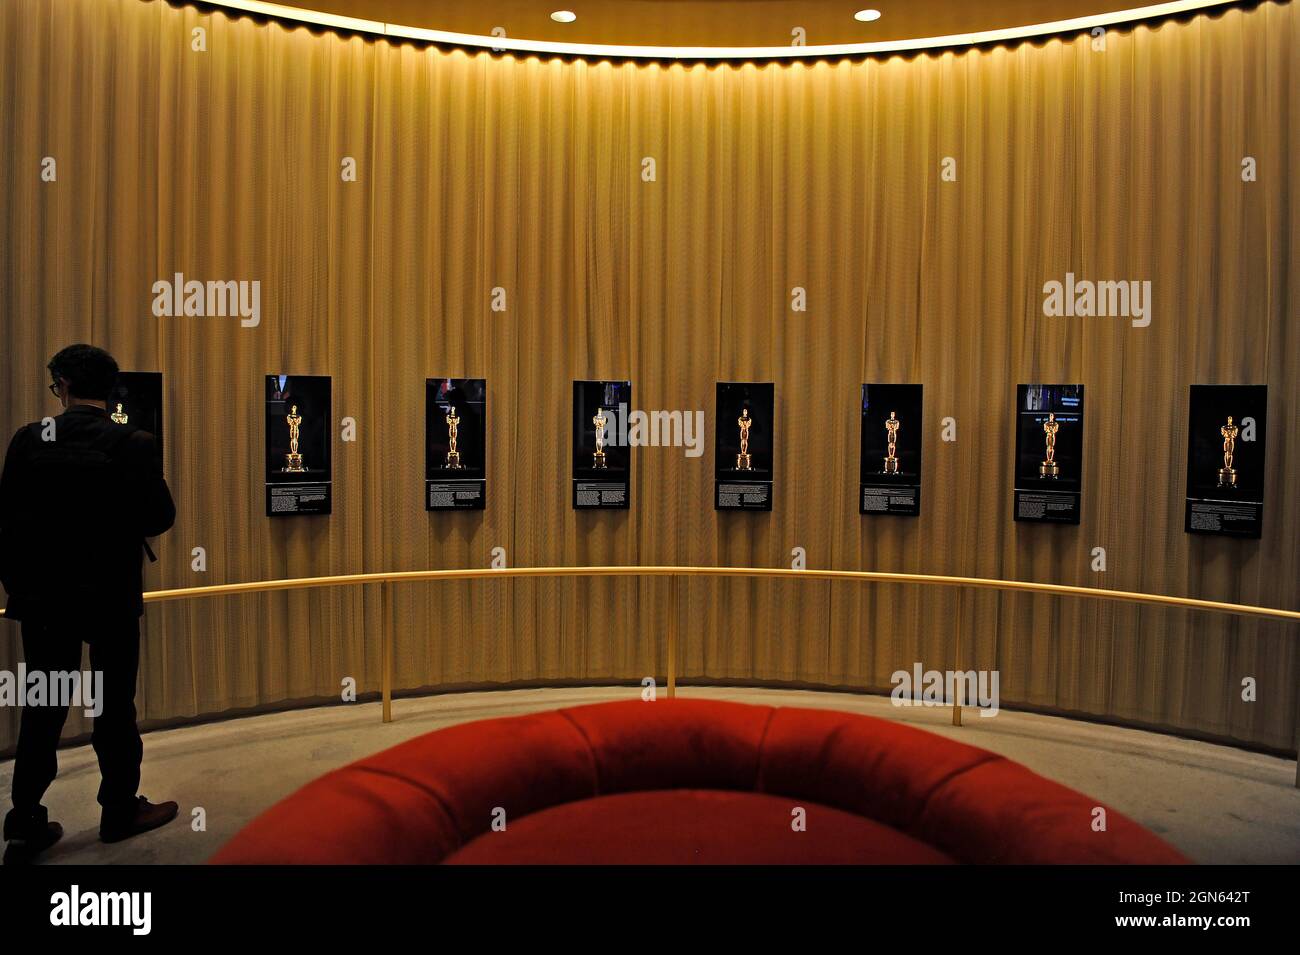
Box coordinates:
[0,0,1296,754]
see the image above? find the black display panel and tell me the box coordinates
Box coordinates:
[860,383,922,517]
[572,380,631,509]
[109,372,163,456]
[426,378,486,511]
[715,381,774,511]
[264,374,332,516]
[1013,384,1084,525]
[1185,384,1267,538]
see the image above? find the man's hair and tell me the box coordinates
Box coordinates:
[47,344,119,401]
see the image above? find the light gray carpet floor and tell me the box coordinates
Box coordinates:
[2,685,1296,864]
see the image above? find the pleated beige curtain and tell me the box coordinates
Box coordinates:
[0,0,1296,755]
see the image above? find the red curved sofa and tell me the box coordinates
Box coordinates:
[211,698,1188,864]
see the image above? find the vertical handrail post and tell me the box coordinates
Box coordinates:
[667,575,677,699]
[952,588,963,727]
[382,580,393,723]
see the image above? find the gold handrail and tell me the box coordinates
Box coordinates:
[2,566,1296,733]
[117,565,1299,622]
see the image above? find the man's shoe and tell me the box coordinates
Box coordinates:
[99,796,179,844]
[3,822,64,865]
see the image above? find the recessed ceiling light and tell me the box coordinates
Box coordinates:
[551,10,577,23]
[854,9,882,22]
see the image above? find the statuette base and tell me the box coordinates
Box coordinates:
[1218,467,1237,487]
[1039,461,1060,479]
[283,453,306,473]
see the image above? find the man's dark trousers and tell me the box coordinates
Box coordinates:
[12,612,143,818]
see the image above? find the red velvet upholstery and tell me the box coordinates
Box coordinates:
[211,699,1189,864]
[445,791,956,864]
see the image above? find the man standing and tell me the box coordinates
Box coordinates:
[0,345,178,864]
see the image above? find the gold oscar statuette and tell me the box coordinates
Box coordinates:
[445,405,462,469]
[1218,416,1239,487]
[1039,412,1060,478]
[736,408,753,471]
[283,404,306,472]
[592,408,608,469]
[110,402,129,425]
[883,411,900,474]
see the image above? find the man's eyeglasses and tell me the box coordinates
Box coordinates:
[48,381,62,397]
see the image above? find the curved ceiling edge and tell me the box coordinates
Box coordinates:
[201,0,1242,60]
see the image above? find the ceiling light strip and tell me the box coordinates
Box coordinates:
[198,0,1238,59]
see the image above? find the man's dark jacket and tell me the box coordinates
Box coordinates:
[0,404,175,621]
